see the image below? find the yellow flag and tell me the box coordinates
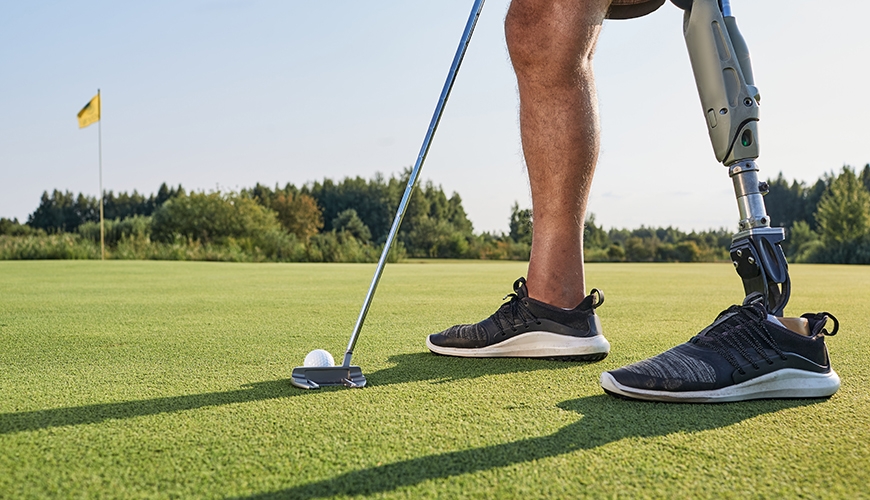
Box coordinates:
[77,93,100,129]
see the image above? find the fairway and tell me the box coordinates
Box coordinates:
[1,261,868,499]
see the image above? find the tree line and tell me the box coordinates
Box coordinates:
[763,164,870,263]
[2,165,870,263]
[575,164,870,264]
[0,173,525,262]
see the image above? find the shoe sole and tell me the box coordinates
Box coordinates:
[599,368,841,403]
[426,331,610,361]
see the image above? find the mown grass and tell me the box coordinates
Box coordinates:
[0,261,867,499]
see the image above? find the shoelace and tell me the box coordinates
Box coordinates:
[692,303,787,375]
[489,278,603,336]
[493,278,541,334]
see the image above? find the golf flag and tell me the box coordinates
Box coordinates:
[77,93,100,129]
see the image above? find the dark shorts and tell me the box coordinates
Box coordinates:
[606,0,667,20]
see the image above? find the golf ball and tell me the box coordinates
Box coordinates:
[303,349,335,367]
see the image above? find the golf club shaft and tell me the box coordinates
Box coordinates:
[342,0,486,367]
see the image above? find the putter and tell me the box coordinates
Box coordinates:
[291,0,486,389]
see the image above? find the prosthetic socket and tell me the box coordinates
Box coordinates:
[677,0,790,315]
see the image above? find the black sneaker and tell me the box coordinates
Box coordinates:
[426,277,610,360]
[600,293,840,402]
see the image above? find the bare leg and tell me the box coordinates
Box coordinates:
[428,0,613,359]
[505,0,610,308]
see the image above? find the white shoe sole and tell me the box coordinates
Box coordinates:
[600,368,841,403]
[426,331,610,359]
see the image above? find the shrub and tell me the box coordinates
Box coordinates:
[151,192,282,245]
[405,217,471,258]
[0,234,98,260]
[78,215,152,246]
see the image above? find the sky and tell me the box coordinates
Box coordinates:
[2,1,869,234]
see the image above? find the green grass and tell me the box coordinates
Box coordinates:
[0,260,868,499]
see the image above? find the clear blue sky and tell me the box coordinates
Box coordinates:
[2,1,868,233]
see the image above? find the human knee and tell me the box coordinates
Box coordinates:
[505,0,608,80]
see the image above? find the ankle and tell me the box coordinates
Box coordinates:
[525,281,585,309]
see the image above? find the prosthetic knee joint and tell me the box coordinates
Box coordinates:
[676,0,790,315]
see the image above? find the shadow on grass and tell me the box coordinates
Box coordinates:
[0,352,581,435]
[0,379,301,435]
[367,351,585,387]
[235,395,823,499]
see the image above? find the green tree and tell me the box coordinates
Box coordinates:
[103,190,149,220]
[674,240,702,262]
[509,203,532,245]
[860,164,870,194]
[406,216,469,258]
[765,173,807,229]
[332,209,371,242]
[583,213,609,250]
[155,183,184,208]
[306,172,472,253]
[0,218,38,236]
[625,236,656,262]
[765,173,829,231]
[446,193,473,234]
[25,185,181,233]
[27,190,98,232]
[307,175,400,242]
[815,166,870,245]
[151,191,282,244]
[606,243,626,261]
[787,220,821,262]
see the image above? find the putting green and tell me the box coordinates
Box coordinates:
[0,261,867,498]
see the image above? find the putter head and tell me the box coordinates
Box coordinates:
[291,365,366,389]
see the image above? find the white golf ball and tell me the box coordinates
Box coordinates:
[303,349,335,367]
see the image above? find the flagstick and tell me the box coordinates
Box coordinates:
[98,89,104,261]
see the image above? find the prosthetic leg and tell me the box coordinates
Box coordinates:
[676,0,790,315]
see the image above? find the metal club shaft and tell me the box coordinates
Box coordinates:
[341,0,486,367]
